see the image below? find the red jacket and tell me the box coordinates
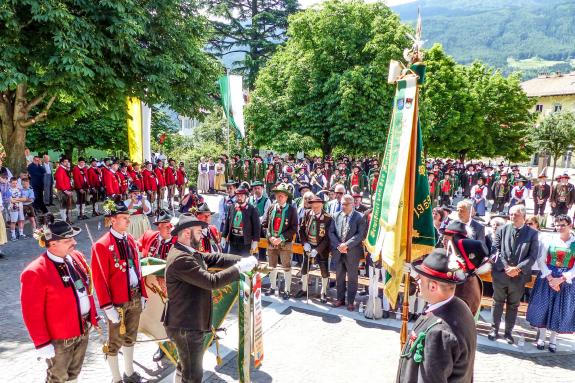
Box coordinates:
[142,168,157,191]
[87,166,102,189]
[20,251,98,349]
[91,232,147,309]
[72,165,89,190]
[176,168,187,186]
[103,169,121,196]
[54,165,72,191]
[130,170,144,191]
[165,166,176,186]
[118,171,129,194]
[154,167,166,188]
[138,230,177,259]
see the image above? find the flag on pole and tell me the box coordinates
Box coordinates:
[127,98,152,163]
[218,75,245,138]
[365,72,435,307]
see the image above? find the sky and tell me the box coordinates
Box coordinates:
[299,0,416,8]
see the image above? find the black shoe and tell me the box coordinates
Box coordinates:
[281,291,290,300]
[487,328,499,341]
[294,290,306,299]
[153,346,165,362]
[320,293,327,304]
[81,214,89,220]
[549,343,557,353]
[123,372,142,383]
[503,332,515,344]
[265,288,275,296]
[536,342,545,351]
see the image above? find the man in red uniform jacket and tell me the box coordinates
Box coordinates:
[129,162,144,193]
[195,202,222,253]
[142,161,157,207]
[176,161,187,202]
[154,160,166,212]
[118,163,131,199]
[164,158,177,210]
[54,157,74,223]
[21,216,98,383]
[103,161,121,198]
[87,158,103,217]
[91,200,147,383]
[72,157,90,220]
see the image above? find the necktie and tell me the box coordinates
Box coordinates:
[64,258,85,293]
[336,201,341,213]
[342,214,349,240]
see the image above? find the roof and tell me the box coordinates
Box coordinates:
[521,72,575,97]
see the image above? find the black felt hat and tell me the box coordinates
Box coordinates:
[102,199,130,217]
[235,185,250,195]
[129,183,141,193]
[441,220,467,236]
[195,202,214,215]
[412,249,463,284]
[298,183,311,192]
[171,214,208,235]
[153,209,173,225]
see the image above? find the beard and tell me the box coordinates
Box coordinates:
[191,238,201,249]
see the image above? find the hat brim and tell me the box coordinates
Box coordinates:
[52,227,82,240]
[171,220,208,235]
[412,260,464,285]
[153,219,172,225]
[272,189,292,198]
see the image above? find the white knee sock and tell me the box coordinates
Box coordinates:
[284,270,292,293]
[59,210,66,220]
[537,328,546,343]
[66,379,78,383]
[301,274,308,292]
[107,355,122,383]
[173,369,182,383]
[550,331,557,345]
[321,277,329,295]
[270,270,278,289]
[123,346,135,376]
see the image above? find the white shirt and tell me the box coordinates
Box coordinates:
[110,229,139,287]
[47,251,91,315]
[538,233,575,283]
[123,198,151,214]
[425,295,454,314]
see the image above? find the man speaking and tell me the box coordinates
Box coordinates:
[163,215,258,382]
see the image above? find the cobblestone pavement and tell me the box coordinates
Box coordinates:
[1,201,575,382]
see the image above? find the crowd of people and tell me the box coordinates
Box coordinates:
[10,150,575,382]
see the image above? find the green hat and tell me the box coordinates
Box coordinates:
[272,183,293,198]
[251,180,264,187]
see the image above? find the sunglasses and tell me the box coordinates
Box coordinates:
[526,222,535,226]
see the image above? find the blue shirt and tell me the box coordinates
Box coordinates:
[20,187,35,205]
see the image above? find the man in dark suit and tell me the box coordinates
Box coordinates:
[456,200,486,243]
[163,215,258,383]
[489,204,539,344]
[397,249,476,383]
[27,155,47,213]
[221,185,261,257]
[328,194,367,311]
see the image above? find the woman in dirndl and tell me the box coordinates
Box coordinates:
[214,158,226,191]
[197,157,210,194]
[124,184,152,239]
[526,214,575,353]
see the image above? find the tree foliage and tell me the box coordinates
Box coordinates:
[421,44,535,162]
[0,0,221,172]
[246,0,411,156]
[531,111,575,181]
[206,0,299,89]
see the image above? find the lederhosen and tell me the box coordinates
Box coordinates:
[301,211,330,278]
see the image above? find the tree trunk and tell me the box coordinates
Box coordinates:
[321,130,332,157]
[1,112,27,174]
[64,146,74,162]
[458,150,467,163]
[550,155,558,188]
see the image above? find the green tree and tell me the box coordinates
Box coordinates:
[207,0,299,88]
[531,112,575,184]
[26,98,128,159]
[150,106,180,154]
[0,0,220,172]
[246,0,411,156]
[420,45,534,162]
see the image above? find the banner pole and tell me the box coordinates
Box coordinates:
[400,86,419,349]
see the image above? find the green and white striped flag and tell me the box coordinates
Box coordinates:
[218,75,245,138]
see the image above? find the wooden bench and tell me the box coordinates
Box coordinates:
[478,274,537,315]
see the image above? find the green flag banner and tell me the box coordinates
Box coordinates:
[364,71,435,307]
[218,75,245,138]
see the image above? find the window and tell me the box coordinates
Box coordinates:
[554,104,562,112]
[535,104,543,112]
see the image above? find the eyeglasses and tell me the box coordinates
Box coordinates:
[526,222,535,226]
[335,192,344,195]
[555,224,568,228]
